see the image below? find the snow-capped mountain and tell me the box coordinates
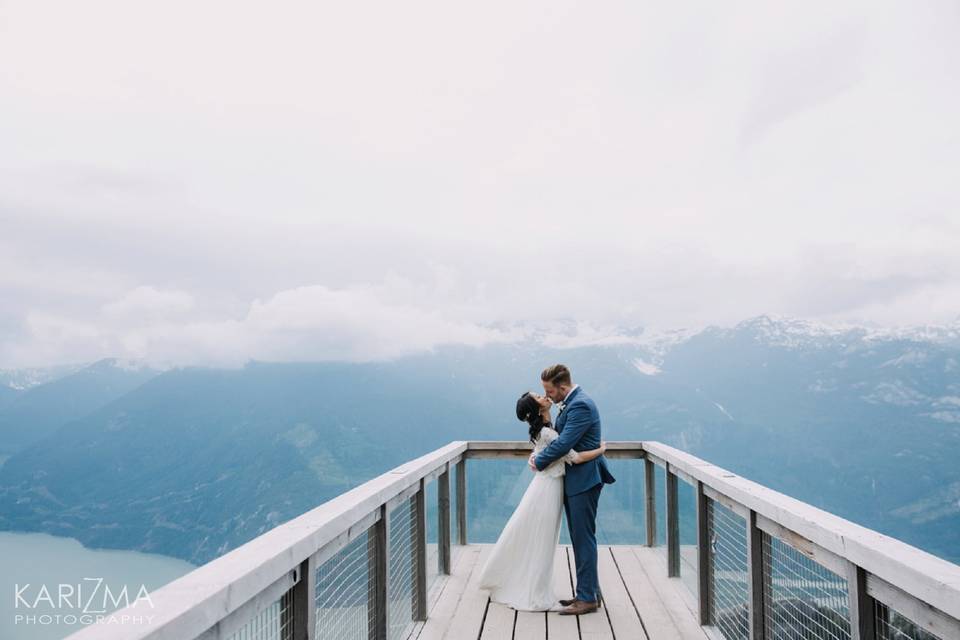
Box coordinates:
[0,358,162,454]
[0,362,90,391]
[578,313,960,375]
[0,314,958,565]
[718,313,960,348]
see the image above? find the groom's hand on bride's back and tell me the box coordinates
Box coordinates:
[528,452,537,471]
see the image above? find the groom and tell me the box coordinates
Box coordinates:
[528,364,616,615]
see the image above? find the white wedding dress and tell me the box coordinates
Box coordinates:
[477,426,578,611]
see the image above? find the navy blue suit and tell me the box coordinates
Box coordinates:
[533,386,615,602]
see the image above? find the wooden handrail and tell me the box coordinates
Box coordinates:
[640,440,960,624]
[65,441,469,640]
[62,439,960,640]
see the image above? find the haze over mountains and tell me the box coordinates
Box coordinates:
[0,359,160,454]
[0,314,957,566]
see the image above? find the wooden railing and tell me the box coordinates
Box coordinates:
[63,441,960,640]
[639,442,960,640]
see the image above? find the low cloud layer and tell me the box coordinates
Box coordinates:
[1,1,958,368]
[3,282,526,369]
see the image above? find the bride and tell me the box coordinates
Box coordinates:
[477,391,607,611]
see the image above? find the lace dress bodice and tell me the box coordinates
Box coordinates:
[534,427,578,478]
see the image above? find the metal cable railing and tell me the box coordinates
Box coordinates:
[709,499,750,640]
[762,532,851,640]
[314,528,372,640]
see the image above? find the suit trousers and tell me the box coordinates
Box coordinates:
[563,481,603,602]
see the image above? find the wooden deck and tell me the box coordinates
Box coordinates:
[412,544,721,640]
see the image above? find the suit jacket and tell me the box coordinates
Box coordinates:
[534,386,616,496]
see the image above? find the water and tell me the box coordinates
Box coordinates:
[0,531,195,640]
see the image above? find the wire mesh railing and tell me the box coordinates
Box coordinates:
[307,474,449,640]
[678,478,699,598]
[876,603,945,640]
[224,587,294,640]
[654,462,668,567]
[463,454,649,548]
[314,529,372,640]
[424,475,440,596]
[464,457,530,543]
[641,442,960,640]
[387,497,417,640]
[708,499,750,640]
[762,531,851,640]
[62,441,960,640]
[458,444,960,640]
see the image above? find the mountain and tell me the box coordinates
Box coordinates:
[0,315,957,566]
[0,385,19,410]
[648,315,960,561]
[0,362,91,391]
[0,359,512,563]
[0,358,162,455]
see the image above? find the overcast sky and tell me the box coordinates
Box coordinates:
[1,1,958,369]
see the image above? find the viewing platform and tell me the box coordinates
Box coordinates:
[65,441,960,640]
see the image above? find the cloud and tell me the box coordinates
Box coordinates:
[101,286,195,321]
[0,281,524,368]
[0,0,958,367]
[242,284,522,363]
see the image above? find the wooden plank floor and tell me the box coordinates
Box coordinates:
[412,545,718,640]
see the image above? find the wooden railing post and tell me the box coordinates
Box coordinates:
[368,505,389,640]
[645,458,656,547]
[58,442,960,640]
[666,464,680,577]
[456,458,467,545]
[413,480,428,621]
[291,554,316,640]
[696,480,713,626]
[848,563,877,640]
[438,462,451,574]
[747,510,768,640]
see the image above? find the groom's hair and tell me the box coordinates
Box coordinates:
[541,364,572,386]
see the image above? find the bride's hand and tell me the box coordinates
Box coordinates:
[600,440,607,453]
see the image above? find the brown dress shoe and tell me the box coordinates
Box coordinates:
[558,597,577,607]
[558,599,599,615]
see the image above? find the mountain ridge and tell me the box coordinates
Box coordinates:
[0,315,957,565]
[5,313,960,377]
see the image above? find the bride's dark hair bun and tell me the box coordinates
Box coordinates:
[516,391,547,444]
[516,392,538,421]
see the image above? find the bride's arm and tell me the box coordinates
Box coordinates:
[567,441,607,464]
